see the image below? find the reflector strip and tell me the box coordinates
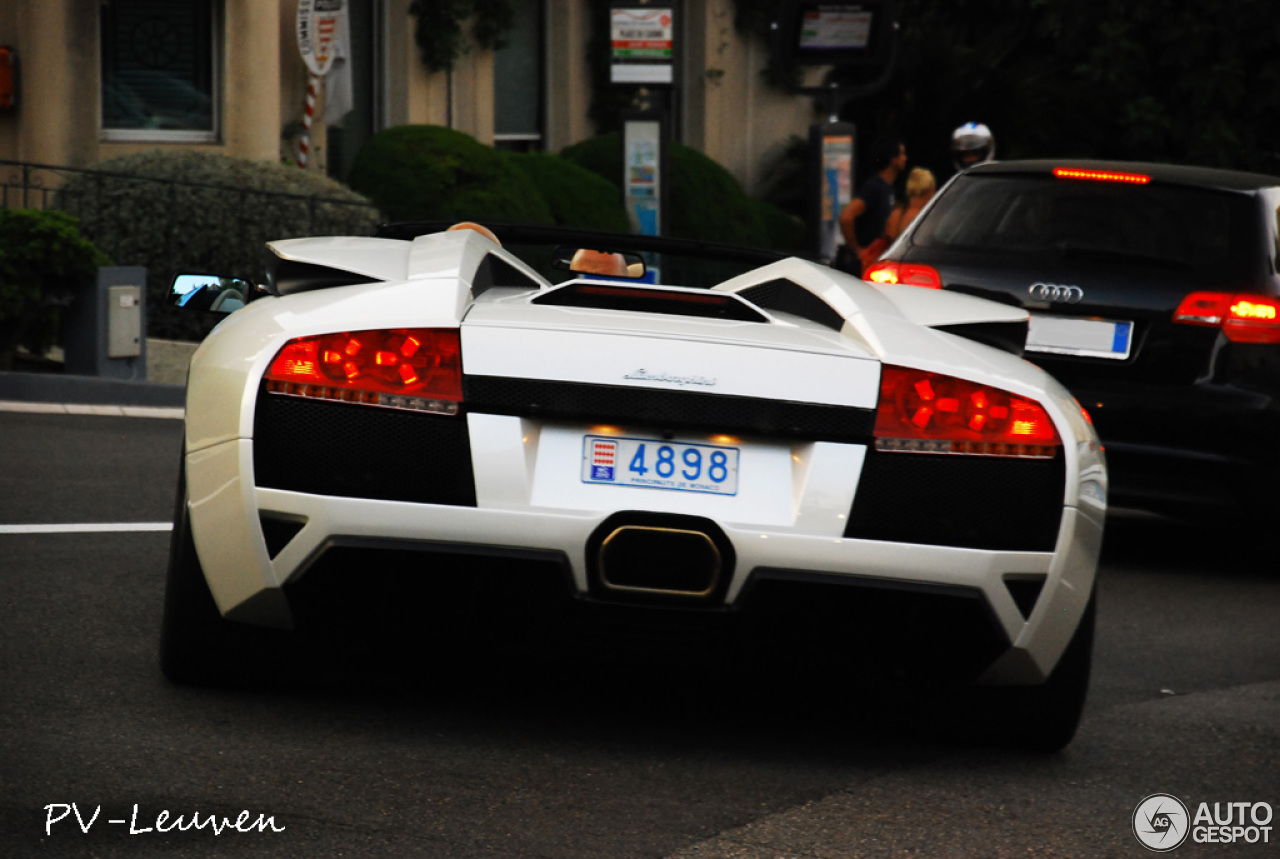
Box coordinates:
[1052,167,1151,184]
[0,522,172,534]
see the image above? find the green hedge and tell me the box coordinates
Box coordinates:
[504,152,630,232]
[0,209,110,368]
[560,133,805,252]
[58,151,381,340]
[348,125,555,225]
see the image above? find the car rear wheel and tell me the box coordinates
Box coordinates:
[159,461,278,686]
[958,593,1096,753]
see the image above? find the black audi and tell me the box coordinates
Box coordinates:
[865,159,1280,522]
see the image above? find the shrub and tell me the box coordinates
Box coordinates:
[560,133,805,252]
[0,209,110,368]
[347,125,554,225]
[57,150,381,340]
[504,152,630,232]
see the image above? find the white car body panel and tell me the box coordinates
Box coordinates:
[178,227,1107,688]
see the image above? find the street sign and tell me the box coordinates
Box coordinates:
[296,0,345,77]
[610,7,675,84]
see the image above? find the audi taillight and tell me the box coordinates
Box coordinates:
[874,365,1060,458]
[1173,292,1280,344]
[264,328,463,414]
[862,261,943,289]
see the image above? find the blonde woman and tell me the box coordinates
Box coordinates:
[885,167,937,240]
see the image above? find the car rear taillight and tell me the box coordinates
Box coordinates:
[264,328,463,414]
[1173,292,1280,344]
[874,365,1061,458]
[862,261,942,289]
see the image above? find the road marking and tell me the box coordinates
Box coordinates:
[0,523,173,534]
[0,400,184,420]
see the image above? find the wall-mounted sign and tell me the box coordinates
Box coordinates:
[799,7,873,51]
[296,0,345,77]
[778,1,895,68]
[611,7,675,85]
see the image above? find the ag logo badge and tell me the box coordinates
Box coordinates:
[1133,793,1190,852]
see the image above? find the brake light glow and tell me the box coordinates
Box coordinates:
[1052,167,1151,185]
[264,328,463,414]
[874,365,1060,458]
[862,260,943,289]
[1173,292,1280,344]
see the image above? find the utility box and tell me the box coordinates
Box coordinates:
[63,267,148,380]
[107,285,142,358]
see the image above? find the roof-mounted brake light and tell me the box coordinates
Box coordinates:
[1052,167,1151,185]
[264,328,463,414]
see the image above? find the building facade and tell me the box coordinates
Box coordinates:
[0,0,822,197]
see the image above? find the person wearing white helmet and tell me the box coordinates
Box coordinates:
[951,122,996,173]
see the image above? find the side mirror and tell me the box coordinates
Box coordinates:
[169,274,253,314]
[552,246,647,280]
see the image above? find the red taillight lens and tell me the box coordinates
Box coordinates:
[1173,291,1280,344]
[1052,167,1151,184]
[264,328,463,413]
[862,260,942,289]
[874,365,1060,458]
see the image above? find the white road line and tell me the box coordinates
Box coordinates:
[0,400,184,419]
[0,523,173,534]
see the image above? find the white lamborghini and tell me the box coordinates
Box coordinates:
[161,222,1106,750]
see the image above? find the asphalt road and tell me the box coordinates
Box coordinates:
[1,410,1277,858]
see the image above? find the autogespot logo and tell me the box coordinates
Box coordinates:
[1133,794,1190,852]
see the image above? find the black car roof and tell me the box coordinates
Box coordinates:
[965,159,1280,193]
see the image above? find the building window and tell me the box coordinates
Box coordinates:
[493,0,543,152]
[100,0,218,142]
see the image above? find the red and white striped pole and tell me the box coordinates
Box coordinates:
[298,73,318,168]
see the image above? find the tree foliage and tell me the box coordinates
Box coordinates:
[0,209,110,366]
[836,0,1280,182]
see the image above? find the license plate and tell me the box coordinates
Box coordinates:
[1026,314,1133,360]
[582,435,740,495]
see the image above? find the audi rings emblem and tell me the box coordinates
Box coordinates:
[1029,283,1084,303]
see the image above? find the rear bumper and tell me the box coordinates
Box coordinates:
[1068,379,1279,516]
[187,435,1103,685]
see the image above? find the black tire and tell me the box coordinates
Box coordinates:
[958,593,1096,753]
[159,461,276,686]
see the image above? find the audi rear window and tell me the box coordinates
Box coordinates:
[912,175,1262,279]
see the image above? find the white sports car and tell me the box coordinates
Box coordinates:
[162,222,1106,750]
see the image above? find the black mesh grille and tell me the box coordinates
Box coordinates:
[464,376,874,443]
[253,393,476,506]
[845,450,1065,550]
[533,283,768,322]
[736,571,1009,684]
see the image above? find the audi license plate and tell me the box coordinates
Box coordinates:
[1026,314,1133,360]
[582,435,740,495]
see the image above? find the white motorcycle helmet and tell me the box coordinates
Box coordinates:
[951,122,996,172]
